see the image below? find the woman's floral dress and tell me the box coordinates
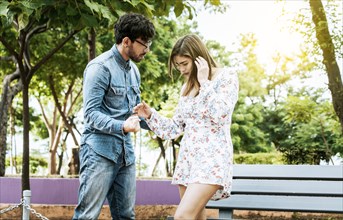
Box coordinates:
[146,68,239,200]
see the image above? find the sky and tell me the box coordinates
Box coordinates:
[193,0,342,91]
[195,1,305,63]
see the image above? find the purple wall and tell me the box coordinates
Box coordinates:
[0,177,180,205]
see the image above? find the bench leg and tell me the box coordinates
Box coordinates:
[219,209,233,219]
[167,211,233,220]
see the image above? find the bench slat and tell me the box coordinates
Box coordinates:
[233,165,343,180]
[207,195,343,214]
[232,179,343,196]
[206,165,343,216]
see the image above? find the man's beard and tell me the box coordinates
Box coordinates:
[128,50,145,62]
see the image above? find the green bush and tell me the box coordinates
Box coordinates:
[234,152,284,164]
[5,155,48,174]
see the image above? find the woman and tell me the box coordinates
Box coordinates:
[134,34,239,219]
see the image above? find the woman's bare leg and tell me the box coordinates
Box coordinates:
[174,183,220,220]
[178,184,187,200]
[175,185,187,219]
[196,208,206,220]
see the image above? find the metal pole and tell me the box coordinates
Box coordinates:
[23,190,31,220]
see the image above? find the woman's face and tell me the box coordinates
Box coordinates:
[174,55,193,79]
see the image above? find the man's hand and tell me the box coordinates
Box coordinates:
[123,115,141,133]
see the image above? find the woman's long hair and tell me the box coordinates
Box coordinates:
[168,34,218,97]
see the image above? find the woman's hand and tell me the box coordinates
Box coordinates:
[194,56,209,85]
[133,101,152,119]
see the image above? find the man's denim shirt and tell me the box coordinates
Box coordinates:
[81,45,149,166]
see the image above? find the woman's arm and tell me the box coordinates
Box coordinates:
[197,70,239,124]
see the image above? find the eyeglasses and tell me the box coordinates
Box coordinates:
[135,39,152,49]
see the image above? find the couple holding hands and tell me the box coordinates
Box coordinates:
[73,12,238,220]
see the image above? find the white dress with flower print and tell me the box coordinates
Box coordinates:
[146,68,239,200]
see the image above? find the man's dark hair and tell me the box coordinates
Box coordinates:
[114,13,155,44]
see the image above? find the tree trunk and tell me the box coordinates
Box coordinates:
[0,84,10,176]
[151,151,163,177]
[9,103,18,174]
[171,139,179,174]
[0,73,21,176]
[156,137,171,175]
[151,138,170,176]
[88,28,96,61]
[49,119,64,174]
[309,0,343,133]
[47,78,82,174]
[57,148,64,175]
[48,76,80,146]
[22,81,30,190]
[68,147,80,175]
[57,132,68,174]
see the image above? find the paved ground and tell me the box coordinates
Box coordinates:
[0,204,342,219]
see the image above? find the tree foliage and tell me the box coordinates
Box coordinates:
[277,92,343,164]
[291,0,343,133]
[0,0,226,187]
[230,33,270,153]
[1,0,342,179]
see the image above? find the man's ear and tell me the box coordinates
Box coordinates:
[122,37,131,48]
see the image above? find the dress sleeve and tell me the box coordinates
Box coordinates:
[146,102,185,140]
[197,70,239,124]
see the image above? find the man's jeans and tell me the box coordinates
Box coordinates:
[73,144,136,220]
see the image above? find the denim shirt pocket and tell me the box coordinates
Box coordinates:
[132,86,141,105]
[105,86,126,109]
[129,86,140,108]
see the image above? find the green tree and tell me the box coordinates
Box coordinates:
[276,89,343,164]
[292,0,343,133]
[0,1,85,189]
[230,33,270,153]
[309,0,343,133]
[30,31,86,174]
[260,0,343,164]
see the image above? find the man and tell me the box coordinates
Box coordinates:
[73,13,155,220]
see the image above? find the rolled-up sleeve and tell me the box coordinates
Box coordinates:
[83,63,124,135]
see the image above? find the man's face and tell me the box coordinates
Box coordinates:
[128,38,152,62]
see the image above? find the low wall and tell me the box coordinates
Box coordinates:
[0,177,180,205]
[1,177,341,219]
